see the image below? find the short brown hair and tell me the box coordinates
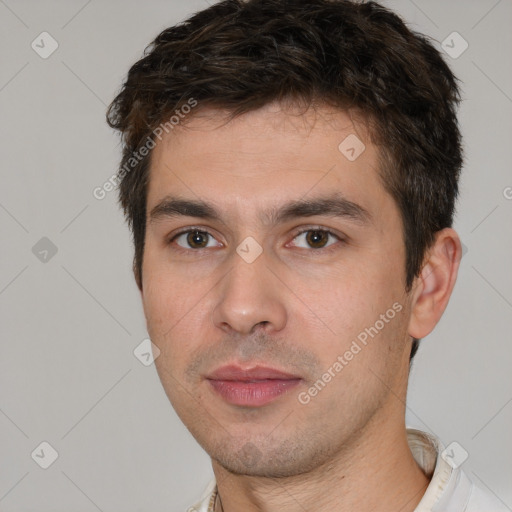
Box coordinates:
[106,0,463,360]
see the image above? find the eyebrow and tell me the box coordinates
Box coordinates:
[149,194,372,226]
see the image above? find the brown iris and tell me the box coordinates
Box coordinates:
[305,230,329,248]
[187,230,209,248]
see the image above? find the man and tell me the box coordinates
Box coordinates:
[106,0,507,510]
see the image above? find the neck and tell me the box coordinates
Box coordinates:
[212,416,430,512]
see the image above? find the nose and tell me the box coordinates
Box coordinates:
[211,249,287,335]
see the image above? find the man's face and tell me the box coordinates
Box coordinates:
[142,103,414,477]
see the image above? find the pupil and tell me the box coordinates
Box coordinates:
[306,230,327,248]
[188,230,207,248]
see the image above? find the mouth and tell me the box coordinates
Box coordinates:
[206,364,302,407]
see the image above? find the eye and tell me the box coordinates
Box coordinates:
[172,229,221,250]
[290,229,341,250]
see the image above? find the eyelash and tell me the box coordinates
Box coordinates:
[167,226,345,254]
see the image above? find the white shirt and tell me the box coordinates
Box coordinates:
[187,428,509,511]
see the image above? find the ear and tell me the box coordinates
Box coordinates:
[408,228,462,339]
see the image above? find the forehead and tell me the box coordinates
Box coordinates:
[146,102,391,224]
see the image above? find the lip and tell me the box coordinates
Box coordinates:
[206,364,302,407]
[207,364,301,381]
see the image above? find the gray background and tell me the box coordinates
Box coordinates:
[1,0,511,510]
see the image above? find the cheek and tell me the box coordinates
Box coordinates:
[142,244,199,329]
[141,250,214,368]
[298,263,393,328]
[298,258,407,366]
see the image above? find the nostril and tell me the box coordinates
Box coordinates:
[253,321,270,332]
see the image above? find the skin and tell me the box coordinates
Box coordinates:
[140,101,462,512]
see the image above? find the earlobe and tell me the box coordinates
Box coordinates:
[408,228,462,339]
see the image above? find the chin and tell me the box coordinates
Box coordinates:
[209,436,334,478]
